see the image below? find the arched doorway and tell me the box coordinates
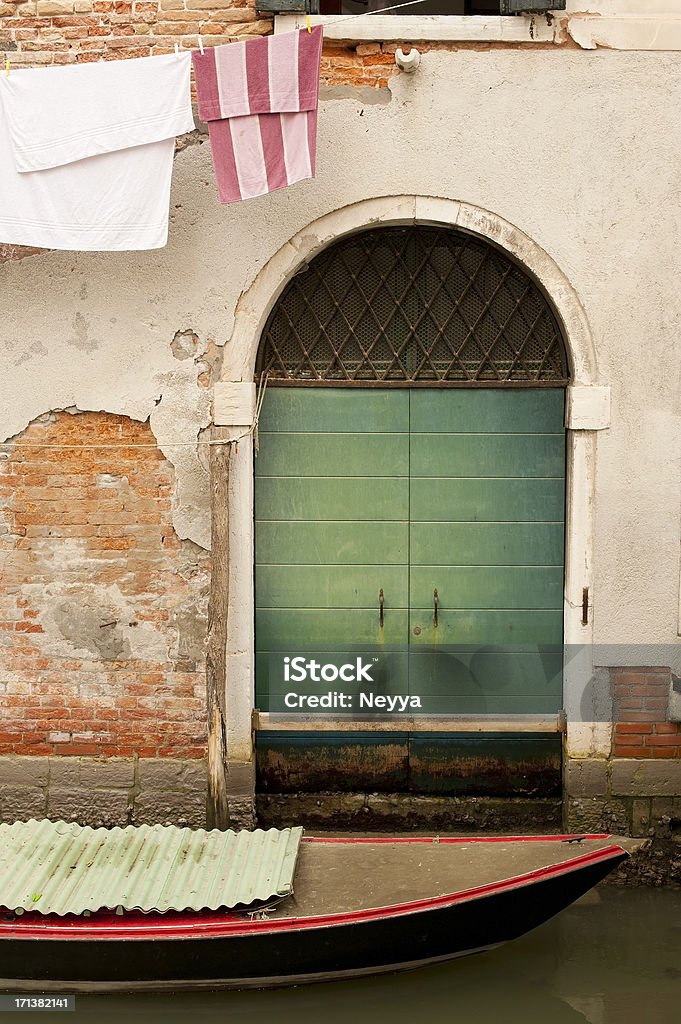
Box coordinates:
[252,223,570,809]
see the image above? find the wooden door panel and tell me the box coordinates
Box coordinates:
[257,522,409,565]
[410,432,565,478]
[256,608,409,647]
[259,388,409,433]
[256,388,565,718]
[408,649,563,715]
[408,389,565,715]
[410,477,565,523]
[255,389,410,710]
[408,650,563,695]
[409,389,565,433]
[406,694,564,715]
[406,609,562,646]
[256,432,409,477]
[409,565,563,610]
[410,522,564,566]
[255,476,408,521]
[256,565,408,609]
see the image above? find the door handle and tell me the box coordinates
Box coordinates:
[433,588,439,629]
[379,588,384,629]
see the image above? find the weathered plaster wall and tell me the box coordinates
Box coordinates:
[0,250,216,549]
[3,47,679,645]
[1,44,681,833]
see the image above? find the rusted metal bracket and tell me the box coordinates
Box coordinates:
[581,587,589,626]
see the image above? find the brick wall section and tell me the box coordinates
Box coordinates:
[0,4,559,99]
[0,3,448,87]
[319,41,554,90]
[0,244,43,264]
[0,0,271,65]
[321,41,397,89]
[0,410,209,759]
[612,666,680,758]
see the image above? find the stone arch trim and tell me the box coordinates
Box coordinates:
[224,196,597,387]
[218,197,604,776]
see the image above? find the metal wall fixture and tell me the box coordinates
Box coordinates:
[395,47,420,73]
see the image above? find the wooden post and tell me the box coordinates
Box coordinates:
[206,425,230,830]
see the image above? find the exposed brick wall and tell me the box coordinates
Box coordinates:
[0,244,43,264]
[0,6,559,83]
[0,410,209,759]
[612,667,680,758]
[321,41,397,90]
[0,0,271,65]
[318,41,561,90]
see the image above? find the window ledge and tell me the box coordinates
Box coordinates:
[254,712,565,733]
[276,13,681,50]
[274,13,556,44]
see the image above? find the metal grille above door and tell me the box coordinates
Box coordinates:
[257,227,569,386]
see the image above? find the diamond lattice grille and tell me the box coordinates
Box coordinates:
[257,227,569,385]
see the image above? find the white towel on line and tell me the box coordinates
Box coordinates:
[0,53,195,251]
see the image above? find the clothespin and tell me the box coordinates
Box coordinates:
[5,57,9,77]
[174,43,179,55]
[306,14,312,33]
[198,35,204,54]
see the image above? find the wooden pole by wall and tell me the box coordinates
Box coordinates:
[206,426,230,829]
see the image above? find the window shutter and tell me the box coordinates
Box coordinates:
[500,0,566,12]
[256,0,319,12]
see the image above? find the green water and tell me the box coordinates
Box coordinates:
[15,888,681,1023]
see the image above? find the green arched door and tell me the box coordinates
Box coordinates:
[254,226,568,792]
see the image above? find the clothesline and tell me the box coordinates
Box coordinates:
[2,441,244,449]
[4,0,432,73]
[311,0,431,26]
[184,0,432,49]
[190,0,433,47]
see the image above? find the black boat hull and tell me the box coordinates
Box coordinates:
[0,849,627,993]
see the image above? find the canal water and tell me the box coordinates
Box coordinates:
[18,887,681,1023]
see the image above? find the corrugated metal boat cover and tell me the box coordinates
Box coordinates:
[0,819,304,916]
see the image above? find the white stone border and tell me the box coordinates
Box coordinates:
[275,13,554,44]
[276,12,681,51]
[217,195,605,767]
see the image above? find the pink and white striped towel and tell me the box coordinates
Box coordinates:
[192,27,323,204]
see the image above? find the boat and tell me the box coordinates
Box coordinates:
[0,828,639,993]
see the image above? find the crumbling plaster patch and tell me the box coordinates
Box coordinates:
[0,314,213,550]
[150,365,212,551]
[0,244,44,264]
[37,575,166,664]
[567,17,681,51]
[319,85,391,105]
